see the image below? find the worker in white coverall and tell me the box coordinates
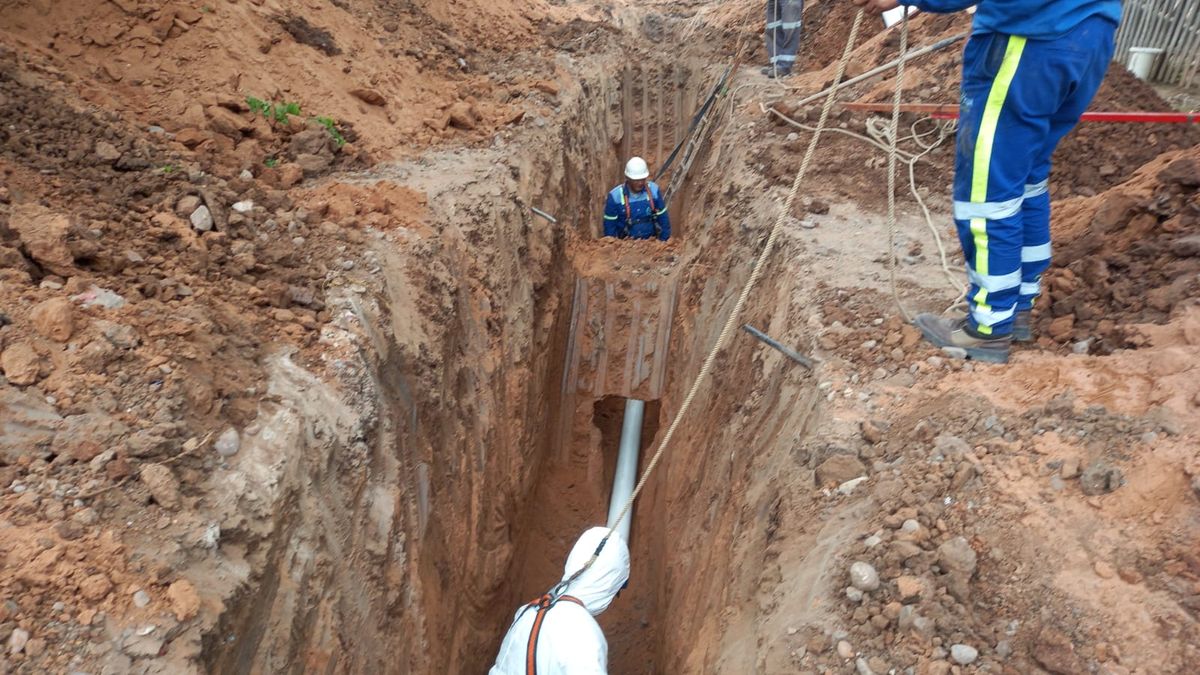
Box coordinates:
[489,527,631,674]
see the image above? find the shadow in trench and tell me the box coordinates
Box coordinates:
[497,395,663,673]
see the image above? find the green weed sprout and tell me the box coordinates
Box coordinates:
[314,116,346,147]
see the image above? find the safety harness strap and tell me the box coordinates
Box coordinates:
[621,184,661,239]
[524,594,585,675]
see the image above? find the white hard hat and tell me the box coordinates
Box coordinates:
[624,156,650,180]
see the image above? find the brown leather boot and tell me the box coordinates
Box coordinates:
[913,314,1011,364]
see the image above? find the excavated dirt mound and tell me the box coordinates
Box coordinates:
[1051,66,1200,199]
[794,2,884,74]
[1035,146,1200,352]
[0,60,354,420]
[0,0,568,160]
[0,53,371,673]
[788,276,1200,674]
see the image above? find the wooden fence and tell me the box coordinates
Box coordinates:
[1115,0,1200,88]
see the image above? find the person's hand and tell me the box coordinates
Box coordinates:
[849,0,903,14]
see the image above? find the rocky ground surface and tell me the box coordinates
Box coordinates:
[1,0,1198,674]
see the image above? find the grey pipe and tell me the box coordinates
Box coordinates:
[607,398,644,543]
[531,206,558,223]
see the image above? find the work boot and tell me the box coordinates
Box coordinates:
[761,66,791,79]
[913,314,1011,364]
[1011,310,1033,343]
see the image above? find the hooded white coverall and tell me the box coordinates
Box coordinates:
[489,527,631,674]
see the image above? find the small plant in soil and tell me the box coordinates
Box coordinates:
[264,157,280,168]
[314,116,346,147]
[246,97,348,147]
[247,97,302,125]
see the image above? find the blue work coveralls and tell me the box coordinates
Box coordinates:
[602,182,671,241]
[906,0,1121,336]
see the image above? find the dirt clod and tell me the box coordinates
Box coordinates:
[350,88,387,106]
[448,101,479,130]
[1034,627,1084,674]
[30,298,75,342]
[817,453,867,486]
[1,343,42,386]
[140,464,182,509]
[167,579,200,621]
[277,13,341,56]
[79,573,113,601]
[1080,460,1124,495]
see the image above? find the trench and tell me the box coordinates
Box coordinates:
[485,59,706,674]
[205,27,821,674]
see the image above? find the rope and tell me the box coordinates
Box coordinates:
[763,110,962,299]
[879,14,970,316]
[885,11,911,320]
[560,9,869,591]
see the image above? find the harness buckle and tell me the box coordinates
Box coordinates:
[547,581,569,604]
[622,183,661,239]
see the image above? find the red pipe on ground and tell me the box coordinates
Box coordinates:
[840,102,1198,124]
[928,110,1198,124]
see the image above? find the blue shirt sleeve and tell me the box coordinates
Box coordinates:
[907,0,977,13]
[603,191,623,238]
[650,183,670,241]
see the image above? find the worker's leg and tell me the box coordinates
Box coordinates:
[775,0,803,73]
[764,0,802,75]
[953,33,1061,337]
[1017,17,1117,312]
[764,0,780,69]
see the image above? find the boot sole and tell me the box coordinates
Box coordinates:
[914,321,1010,364]
[959,345,1010,364]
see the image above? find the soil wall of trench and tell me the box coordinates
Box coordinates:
[197,41,823,675]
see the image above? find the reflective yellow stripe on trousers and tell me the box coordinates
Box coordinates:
[968,36,1026,335]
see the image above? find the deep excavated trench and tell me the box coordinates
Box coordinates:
[472,58,711,674]
[206,29,824,675]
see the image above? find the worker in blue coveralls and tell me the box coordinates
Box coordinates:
[764,0,804,78]
[602,157,671,241]
[850,0,1120,364]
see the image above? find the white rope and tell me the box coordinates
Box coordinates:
[765,107,963,300]
[885,11,911,320]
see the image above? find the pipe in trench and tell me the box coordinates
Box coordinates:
[607,398,644,543]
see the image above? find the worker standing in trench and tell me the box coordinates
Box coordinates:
[850,0,1121,363]
[764,0,805,78]
[602,157,672,241]
[489,527,631,674]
